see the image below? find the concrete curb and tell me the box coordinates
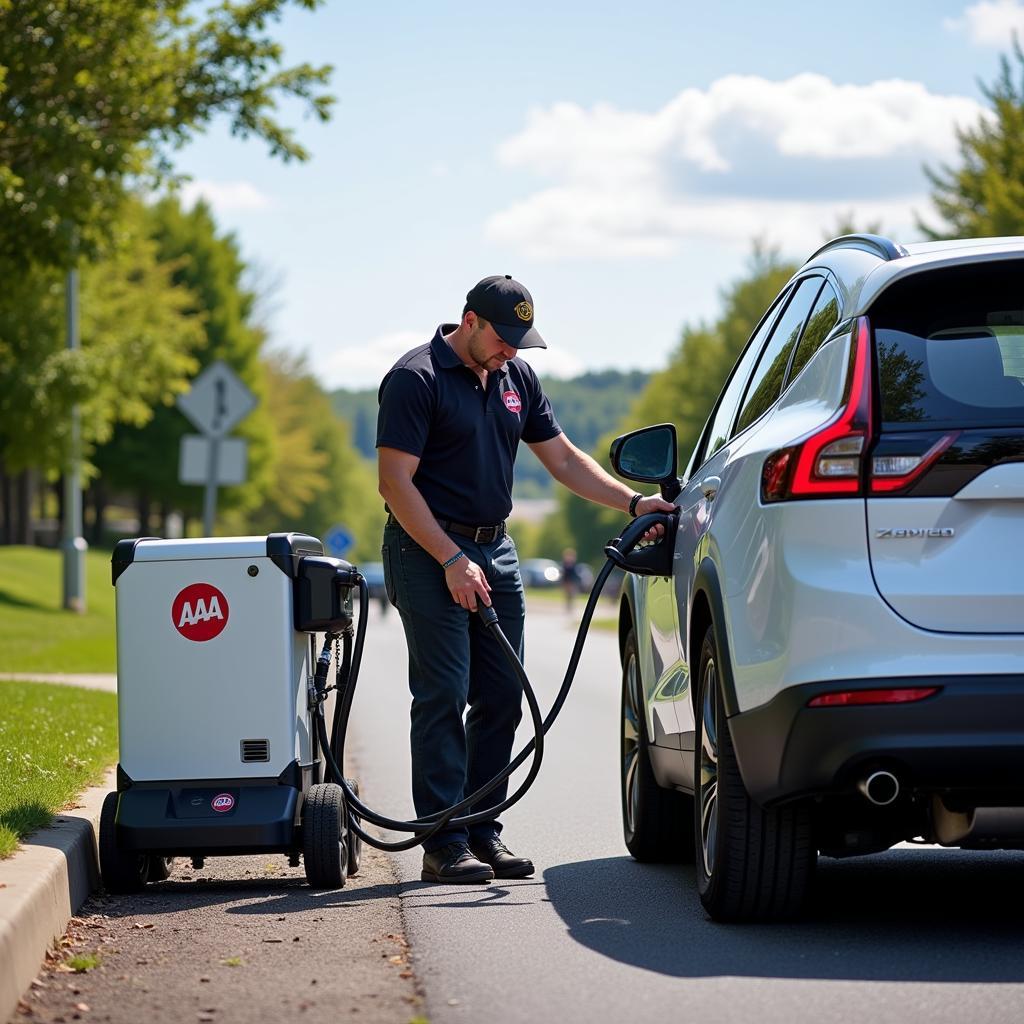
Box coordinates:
[0,768,117,1021]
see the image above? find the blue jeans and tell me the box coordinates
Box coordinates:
[381,520,525,853]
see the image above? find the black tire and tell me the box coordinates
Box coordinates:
[146,856,175,882]
[694,625,815,921]
[620,628,694,862]
[303,783,348,889]
[98,792,149,894]
[345,779,363,877]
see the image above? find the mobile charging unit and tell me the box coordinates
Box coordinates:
[100,507,677,892]
[101,533,363,892]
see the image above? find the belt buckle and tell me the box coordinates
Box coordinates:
[474,525,495,543]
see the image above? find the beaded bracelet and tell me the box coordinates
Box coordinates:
[628,493,643,517]
[442,550,466,569]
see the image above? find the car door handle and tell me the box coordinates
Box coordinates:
[702,476,721,501]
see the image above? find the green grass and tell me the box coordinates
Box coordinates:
[0,546,117,672]
[0,680,119,858]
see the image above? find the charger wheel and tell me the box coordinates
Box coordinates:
[99,792,150,893]
[303,783,348,889]
[146,856,175,882]
[346,778,363,877]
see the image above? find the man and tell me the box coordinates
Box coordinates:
[377,275,674,884]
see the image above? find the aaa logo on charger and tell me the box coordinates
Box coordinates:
[172,583,229,642]
[211,793,235,813]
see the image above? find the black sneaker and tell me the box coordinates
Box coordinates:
[421,842,494,884]
[469,837,535,879]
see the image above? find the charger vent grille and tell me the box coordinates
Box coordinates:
[240,739,270,763]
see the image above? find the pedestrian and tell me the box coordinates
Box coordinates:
[560,547,582,613]
[376,275,674,884]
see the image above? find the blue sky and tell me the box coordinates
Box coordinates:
[174,0,1019,389]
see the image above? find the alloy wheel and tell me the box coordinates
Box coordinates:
[622,652,641,835]
[699,658,719,877]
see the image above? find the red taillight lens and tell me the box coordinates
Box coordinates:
[761,448,794,502]
[762,317,873,502]
[807,686,940,707]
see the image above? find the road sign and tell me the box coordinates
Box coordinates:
[325,525,354,558]
[179,436,248,486]
[176,360,257,439]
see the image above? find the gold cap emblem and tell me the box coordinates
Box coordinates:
[515,301,533,322]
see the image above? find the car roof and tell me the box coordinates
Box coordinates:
[798,234,1024,318]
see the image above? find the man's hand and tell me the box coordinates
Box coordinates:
[634,494,677,541]
[445,555,492,611]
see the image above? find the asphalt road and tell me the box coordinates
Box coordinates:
[354,597,1024,1024]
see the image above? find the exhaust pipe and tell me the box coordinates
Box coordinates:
[858,770,900,806]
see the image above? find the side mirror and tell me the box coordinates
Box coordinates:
[609,423,681,501]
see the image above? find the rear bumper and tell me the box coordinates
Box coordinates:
[729,675,1024,806]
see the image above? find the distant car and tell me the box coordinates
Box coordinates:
[612,233,1024,923]
[358,561,390,613]
[520,558,562,589]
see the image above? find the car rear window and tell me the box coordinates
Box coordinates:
[871,260,1024,428]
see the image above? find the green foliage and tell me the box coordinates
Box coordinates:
[0,0,334,272]
[0,679,118,858]
[236,352,385,559]
[0,546,117,672]
[93,197,274,518]
[920,39,1024,238]
[0,198,203,476]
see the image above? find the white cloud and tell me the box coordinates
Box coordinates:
[487,74,985,259]
[518,345,584,379]
[945,0,1024,45]
[324,330,424,390]
[179,179,271,212]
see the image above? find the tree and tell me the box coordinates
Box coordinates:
[92,197,274,532]
[919,39,1024,238]
[0,0,333,272]
[0,198,203,540]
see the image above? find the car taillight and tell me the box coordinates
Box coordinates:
[807,686,940,707]
[762,317,873,503]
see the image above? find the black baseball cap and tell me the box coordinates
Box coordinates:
[464,275,546,350]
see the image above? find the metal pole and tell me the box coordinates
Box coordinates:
[203,435,220,536]
[62,267,87,612]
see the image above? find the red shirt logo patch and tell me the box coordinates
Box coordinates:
[502,390,522,414]
[172,583,230,642]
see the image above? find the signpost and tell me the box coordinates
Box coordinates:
[176,361,257,535]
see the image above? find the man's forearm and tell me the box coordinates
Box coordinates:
[550,447,636,513]
[379,478,462,565]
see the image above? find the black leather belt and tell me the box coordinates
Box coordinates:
[437,518,506,544]
[386,512,506,544]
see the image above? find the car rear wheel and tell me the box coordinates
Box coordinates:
[620,628,694,862]
[694,625,815,921]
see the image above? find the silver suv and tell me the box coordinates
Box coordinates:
[610,234,1024,922]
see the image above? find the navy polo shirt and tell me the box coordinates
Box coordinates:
[376,325,561,524]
